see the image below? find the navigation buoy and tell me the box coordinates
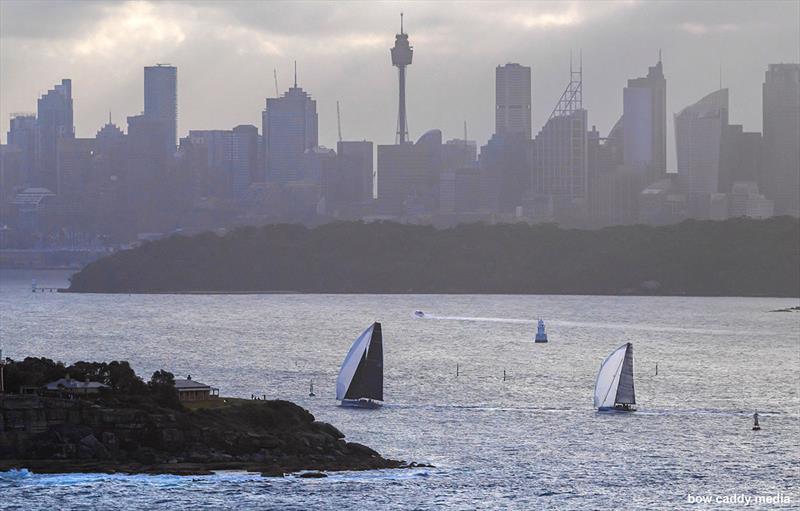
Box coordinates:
[456,363,459,377]
[309,380,315,397]
[752,411,761,431]
[655,363,658,376]
[503,369,506,381]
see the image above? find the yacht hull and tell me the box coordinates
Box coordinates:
[340,399,382,409]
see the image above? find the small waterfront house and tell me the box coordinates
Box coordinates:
[174,375,219,402]
[45,376,109,395]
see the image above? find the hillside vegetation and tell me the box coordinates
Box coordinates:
[68,218,800,297]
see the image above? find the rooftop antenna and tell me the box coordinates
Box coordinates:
[337,101,343,142]
[719,62,722,90]
[658,48,662,63]
[463,120,468,146]
[294,60,297,88]
[273,68,279,96]
[400,11,404,34]
[108,111,112,124]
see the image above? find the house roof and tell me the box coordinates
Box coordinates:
[174,378,211,391]
[45,378,109,391]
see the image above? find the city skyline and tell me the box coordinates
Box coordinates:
[2,1,799,170]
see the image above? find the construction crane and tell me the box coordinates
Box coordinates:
[273,69,279,97]
[337,101,343,142]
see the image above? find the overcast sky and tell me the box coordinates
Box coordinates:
[1,0,798,169]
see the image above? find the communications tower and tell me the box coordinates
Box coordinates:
[391,13,413,144]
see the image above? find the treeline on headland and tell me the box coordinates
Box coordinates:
[67,217,800,297]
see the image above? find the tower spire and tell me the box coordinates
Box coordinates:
[391,13,413,143]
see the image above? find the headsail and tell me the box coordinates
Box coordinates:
[614,343,635,405]
[593,343,633,409]
[336,322,383,402]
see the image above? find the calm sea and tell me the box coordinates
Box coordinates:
[1,269,798,510]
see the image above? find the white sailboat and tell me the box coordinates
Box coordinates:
[336,322,383,408]
[593,342,636,412]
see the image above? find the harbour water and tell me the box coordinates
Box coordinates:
[1,269,798,510]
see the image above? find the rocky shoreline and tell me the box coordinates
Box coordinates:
[0,395,416,477]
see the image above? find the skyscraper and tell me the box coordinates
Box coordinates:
[7,114,37,185]
[337,140,374,204]
[674,89,728,217]
[231,125,259,199]
[144,64,178,153]
[495,63,532,139]
[262,73,318,185]
[530,60,587,222]
[623,58,666,179]
[391,13,413,143]
[378,130,442,215]
[36,79,74,192]
[762,63,800,216]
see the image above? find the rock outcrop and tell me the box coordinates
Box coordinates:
[0,395,405,476]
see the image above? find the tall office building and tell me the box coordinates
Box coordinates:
[144,64,178,153]
[674,89,728,217]
[762,63,800,216]
[377,130,443,215]
[262,75,318,185]
[496,63,532,139]
[36,79,74,192]
[7,114,37,185]
[231,125,259,199]
[391,13,413,143]
[127,114,169,231]
[530,61,587,222]
[623,59,666,179]
[719,124,761,193]
[337,140,374,204]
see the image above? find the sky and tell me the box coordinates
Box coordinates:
[1,0,798,169]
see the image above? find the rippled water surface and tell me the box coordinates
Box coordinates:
[1,269,798,510]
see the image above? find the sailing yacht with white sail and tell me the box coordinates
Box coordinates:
[336,322,384,408]
[593,342,636,412]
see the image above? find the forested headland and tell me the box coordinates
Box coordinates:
[67,218,800,297]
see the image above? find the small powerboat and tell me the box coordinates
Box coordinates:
[414,310,425,318]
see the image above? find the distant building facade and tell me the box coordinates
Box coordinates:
[263,84,318,185]
[674,89,728,218]
[36,79,74,193]
[762,63,800,216]
[144,64,178,153]
[7,114,37,186]
[378,130,443,216]
[623,59,666,180]
[496,63,532,139]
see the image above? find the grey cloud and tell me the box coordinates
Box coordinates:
[1,0,798,171]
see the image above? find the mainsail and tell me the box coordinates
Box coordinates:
[593,343,635,409]
[336,322,383,402]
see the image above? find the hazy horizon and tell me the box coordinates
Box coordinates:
[1,0,799,169]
